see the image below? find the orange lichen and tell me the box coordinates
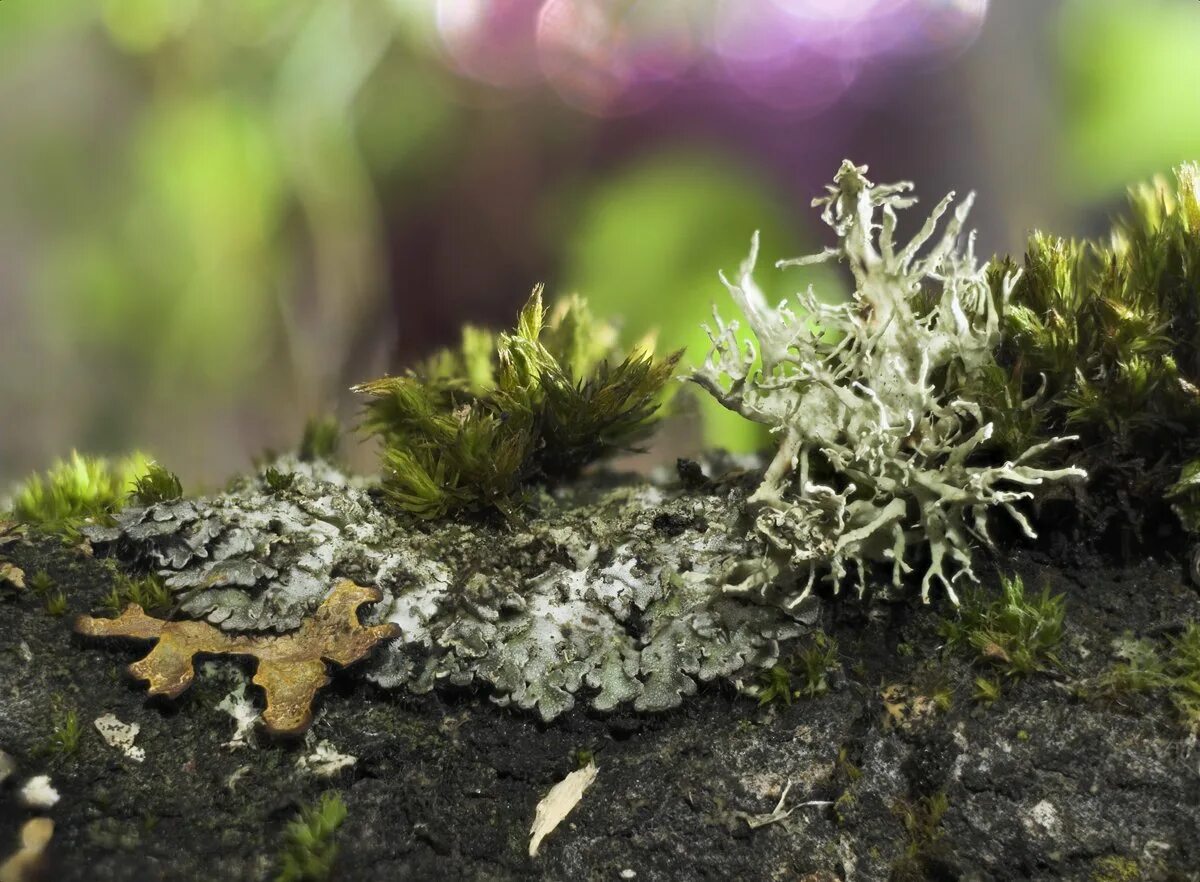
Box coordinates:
[0,818,54,882]
[75,579,399,736]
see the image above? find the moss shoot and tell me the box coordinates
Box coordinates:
[355,288,681,520]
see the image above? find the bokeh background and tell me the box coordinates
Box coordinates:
[2,0,1199,488]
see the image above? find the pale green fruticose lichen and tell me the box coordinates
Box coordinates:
[87,453,814,721]
[691,161,1086,606]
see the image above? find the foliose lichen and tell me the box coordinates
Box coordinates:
[87,453,813,721]
[690,161,1085,605]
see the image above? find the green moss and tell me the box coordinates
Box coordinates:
[981,162,1200,532]
[1104,623,1200,732]
[44,590,68,617]
[130,463,183,505]
[890,792,950,881]
[756,632,839,705]
[275,792,347,882]
[42,707,82,757]
[1091,855,1141,882]
[9,451,154,535]
[103,573,170,614]
[355,289,681,520]
[756,665,793,706]
[264,467,296,493]
[299,416,341,463]
[940,574,1064,680]
[972,676,1001,706]
[27,569,54,596]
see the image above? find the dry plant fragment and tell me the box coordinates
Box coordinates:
[0,563,24,591]
[0,520,25,548]
[0,818,54,882]
[529,762,598,858]
[75,579,399,736]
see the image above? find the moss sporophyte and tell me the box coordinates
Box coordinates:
[17,158,1200,725]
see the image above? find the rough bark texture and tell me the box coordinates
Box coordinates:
[2,468,1200,881]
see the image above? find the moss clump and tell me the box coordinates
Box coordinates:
[355,289,681,520]
[299,416,341,463]
[1102,623,1200,732]
[131,463,183,506]
[41,707,82,757]
[1091,855,1141,882]
[756,632,839,705]
[9,451,155,535]
[983,162,1200,534]
[890,791,950,881]
[940,574,1065,680]
[275,792,347,882]
[102,573,170,614]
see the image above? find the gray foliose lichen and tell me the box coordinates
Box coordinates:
[86,455,815,721]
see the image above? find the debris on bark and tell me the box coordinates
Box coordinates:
[529,762,598,858]
[93,713,145,763]
[18,776,59,810]
[0,563,24,592]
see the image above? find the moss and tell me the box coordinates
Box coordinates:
[1103,623,1200,732]
[355,288,681,520]
[264,467,296,493]
[981,162,1200,536]
[890,791,950,881]
[275,792,347,882]
[299,416,341,463]
[756,632,839,705]
[9,451,154,535]
[1091,855,1141,882]
[41,706,82,757]
[102,573,170,614]
[27,569,53,596]
[940,574,1065,680]
[44,590,68,617]
[972,676,1001,706]
[131,463,183,506]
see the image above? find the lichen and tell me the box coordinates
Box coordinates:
[75,579,400,735]
[691,161,1085,605]
[85,455,815,721]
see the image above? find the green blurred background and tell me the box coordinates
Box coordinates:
[2,0,1198,488]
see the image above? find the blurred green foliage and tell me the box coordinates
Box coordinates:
[4,0,1199,482]
[10,451,153,534]
[561,152,844,451]
[1060,0,1200,197]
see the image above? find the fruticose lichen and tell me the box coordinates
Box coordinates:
[86,453,812,722]
[691,161,1086,605]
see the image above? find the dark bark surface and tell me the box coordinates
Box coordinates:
[2,522,1200,881]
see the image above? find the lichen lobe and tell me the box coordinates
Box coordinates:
[75,578,399,735]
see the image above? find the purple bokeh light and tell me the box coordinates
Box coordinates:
[433,0,990,116]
